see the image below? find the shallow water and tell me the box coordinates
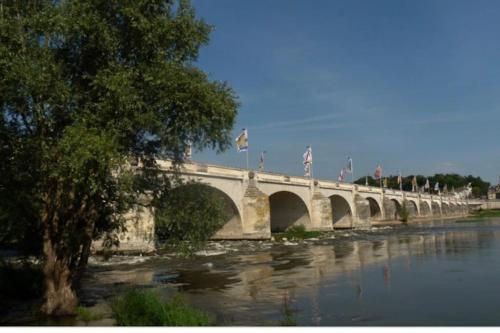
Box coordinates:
[6,217,500,326]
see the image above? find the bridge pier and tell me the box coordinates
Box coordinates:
[310,181,334,231]
[353,193,371,228]
[240,174,271,239]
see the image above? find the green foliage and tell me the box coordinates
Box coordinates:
[276,225,322,241]
[471,209,500,218]
[398,203,410,223]
[0,0,238,313]
[76,306,105,323]
[154,183,228,255]
[111,290,212,326]
[355,173,490,197]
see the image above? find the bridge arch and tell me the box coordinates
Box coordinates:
[442,203,450,215]
[330,195,353,228]
[161,183,243,239]
[450,203,457,215]
[420,201,431,217]
[269,191,311,232]
[405,200,418,217]
[388,199,402,220]
[432,201,441,216]
[366,197,382,220]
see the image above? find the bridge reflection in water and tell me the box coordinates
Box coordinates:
[83,219,500,326]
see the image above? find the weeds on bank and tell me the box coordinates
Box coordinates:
[76,306,105,323]
[471,209,500,218]
[275,225,322,241]
[111,289,213,326]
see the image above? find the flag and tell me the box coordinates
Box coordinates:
[434,182,440,192]
[258,151,266,171]
[304,163,311,177]
[235,128,248,152]
[383,178,388,188]
[303,146,312,177]
[412,176,418,192]
[424,179,430,190]
[374,165,382,179]
[303,146,312,165]
[338,168,346,182]
[346,157,353,173]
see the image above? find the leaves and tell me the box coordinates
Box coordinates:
[0,0,237,280]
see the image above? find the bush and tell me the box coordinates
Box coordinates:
[111,290,212,326]
[276,225,321,241]
[398,202,410,223]
[155,183,229,255]
[76,306,105,323]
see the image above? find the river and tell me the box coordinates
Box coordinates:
[5,217,500,326]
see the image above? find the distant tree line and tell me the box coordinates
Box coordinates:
[354,174,490,198]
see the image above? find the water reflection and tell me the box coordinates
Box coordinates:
[77,218,500,326]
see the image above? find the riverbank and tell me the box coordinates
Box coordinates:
[470,209,500,218]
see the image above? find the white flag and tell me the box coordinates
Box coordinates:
[303,146,312,165]
[235,129,248,152]
[346,157,353,173]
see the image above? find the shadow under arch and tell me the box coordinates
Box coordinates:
[390,199,402,220]
[420,201,431,217]
[366,197,382,220]
[330,195,353,228]
[432,201,441,216]
[442,203,450,215]
[406,200,418,217]
[160,182,243,239]
[269,191,311,232]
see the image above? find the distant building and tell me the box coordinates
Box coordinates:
[488,185,500,200]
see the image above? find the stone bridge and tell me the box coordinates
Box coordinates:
[111,160,469,252]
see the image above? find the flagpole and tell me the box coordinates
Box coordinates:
[246,150,249,170]
[352,160,354,183]
[310,146,314,179]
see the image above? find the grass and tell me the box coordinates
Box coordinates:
[76,306,105,323]
[275,225,322,241]
[111,289,213,326]
[279,294,297,326]
[471,209,500,218]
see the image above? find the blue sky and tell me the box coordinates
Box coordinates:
[191,0,500,184]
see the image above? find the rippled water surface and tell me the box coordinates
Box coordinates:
[8,217,500,325]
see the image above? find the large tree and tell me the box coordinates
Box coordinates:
[0,0,238,315]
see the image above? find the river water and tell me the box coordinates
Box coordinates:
[6,217,500,326]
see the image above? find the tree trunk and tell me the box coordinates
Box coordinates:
[40,225,78,316]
